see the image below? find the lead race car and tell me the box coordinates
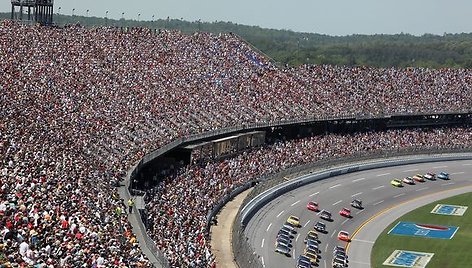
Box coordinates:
[437,171,450,180]
[350,199,363,209]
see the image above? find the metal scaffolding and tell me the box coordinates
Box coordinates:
[11,0,54,25]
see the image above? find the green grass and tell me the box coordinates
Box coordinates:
[371,192,472,268]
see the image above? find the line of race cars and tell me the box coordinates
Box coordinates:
[275,171,450,267]
[390,171,449,187]
[275,199,364,267]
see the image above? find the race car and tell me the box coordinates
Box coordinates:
[287,215,301,227]
[337,231,350,242]
[304,248,318,262]
[334,254,348,267]
[334,249,348,260]
[305,243,321,255]
[276,232,291,242]
[306,238,319,249]
[306,201,319,212]
[278,227,295,237]
[282,223,296,233]
[304,230,319,243]
[275,243,291,256]
[275,237,291,248]
[402,177,415,185]
[412,174,425,182]
[339,208,351,218]
[390,179,403,187]
[424,173,436,180]
[296,257,312,268]
[298,255,316,266]
[437,172,449,180]
[332,258,346,268]
[333,246,346,255]
[314,221,326,233]
[350,199,363,209]
[319,210,332,221]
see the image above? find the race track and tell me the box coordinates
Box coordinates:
[245,159,472,268]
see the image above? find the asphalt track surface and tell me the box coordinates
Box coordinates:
[245,159,472,268]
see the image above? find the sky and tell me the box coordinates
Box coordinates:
[3,0,472,36]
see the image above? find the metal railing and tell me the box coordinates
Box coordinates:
[132,111,472,179]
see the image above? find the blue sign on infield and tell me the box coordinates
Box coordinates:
[392,251,427,266]
[388,221,459,239]
[383,250,434,268]
[431,204,468,216]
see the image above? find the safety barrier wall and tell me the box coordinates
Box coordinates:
[232,214,265,268]
[120,164,170,268]
[232,148,472,268]
[239,149,472,227]
[131,110,472,179]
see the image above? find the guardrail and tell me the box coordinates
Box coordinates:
[120,163,170,268]
[239,149,472,227]
[131,111,472,179]
[231,148,472,268]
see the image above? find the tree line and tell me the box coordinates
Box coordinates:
[2,12,472,68]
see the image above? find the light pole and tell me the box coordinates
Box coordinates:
[138,13,141,22]
[121,12,125,20]
[105,10,109,26]
[58,6,61,15]
[86,9,89,17]
[152,14,155,22]
[72,8,75,16]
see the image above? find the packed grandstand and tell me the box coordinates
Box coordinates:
[1,21,471,267]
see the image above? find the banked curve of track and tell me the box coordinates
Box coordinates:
[245,160,472,268]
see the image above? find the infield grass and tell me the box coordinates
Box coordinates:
[371,192,472,268]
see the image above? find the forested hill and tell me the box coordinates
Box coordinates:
[2,12,472,68]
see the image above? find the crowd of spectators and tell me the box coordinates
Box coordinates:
[145,127,472,266]
[0,20,471,267]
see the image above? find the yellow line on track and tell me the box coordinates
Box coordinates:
[345,184,472,254]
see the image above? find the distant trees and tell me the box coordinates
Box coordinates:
[2,12,472,69]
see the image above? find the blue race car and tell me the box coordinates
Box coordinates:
[437,172,449,180]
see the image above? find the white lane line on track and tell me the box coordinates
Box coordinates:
[291,200,300,207]
[372,185,385,190]
[331,229,337,238]
[329,184,341,189]
[373,200,384,206]
[296,233,300,242]
[332,200,343,206]
[261,238,264,248]
[394,193,406,198]
[356,209,364,215]
[352,177,366,182]
[261,256,265,267]
[276,210,284,218]
[266,223,272,232]
[292,248,296,259]
[309,191,320,197]
[325,243,329,252]
[376,173,391,177]
[303,220,311,228]
[403,168,419,172]
[341,218,349,225]
[416,187,429,192]
[352,238,374,244]
[442,182,455,186]
[463,163,472,166]
[324,260,327,268]
[432,165,448,169]
[351,192,363,197]
[451,172,465,175]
